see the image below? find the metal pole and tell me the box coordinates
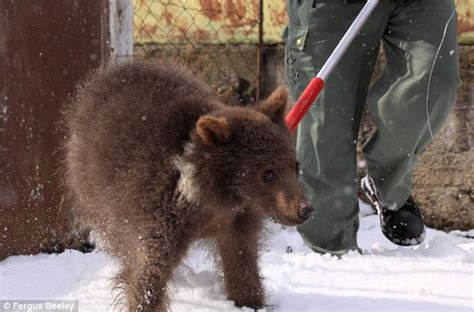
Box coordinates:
[256,0,264,103]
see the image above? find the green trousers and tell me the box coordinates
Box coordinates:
[284,0,460,255]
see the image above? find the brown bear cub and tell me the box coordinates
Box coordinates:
[63,61,313,311]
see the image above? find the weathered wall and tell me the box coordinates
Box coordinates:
[0,0,108,260]
[135,44,260,104]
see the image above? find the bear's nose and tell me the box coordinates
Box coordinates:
[298,206,314,221]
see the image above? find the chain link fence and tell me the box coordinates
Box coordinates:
[132,0,264,104]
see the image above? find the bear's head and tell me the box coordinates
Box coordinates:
[177,87,313,226]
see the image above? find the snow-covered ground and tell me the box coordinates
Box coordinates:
[1,202,473,312]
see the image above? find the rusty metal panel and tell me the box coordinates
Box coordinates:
[262,0,287,43]
[0,0,108,259]
[134,0,473,44]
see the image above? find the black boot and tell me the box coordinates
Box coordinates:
[361,176,426,246]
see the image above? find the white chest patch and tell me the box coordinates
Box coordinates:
[174,147,200,204]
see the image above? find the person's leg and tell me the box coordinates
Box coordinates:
[363,0,460,210]
[284,0,395,255]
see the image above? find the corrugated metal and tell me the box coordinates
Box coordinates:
[133,0,473,45]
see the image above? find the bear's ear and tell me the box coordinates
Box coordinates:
[256,86,288,124]
[196,115,231,148]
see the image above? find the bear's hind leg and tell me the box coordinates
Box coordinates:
[119,227,192,312]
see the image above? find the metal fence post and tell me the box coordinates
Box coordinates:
[256,0,264,103]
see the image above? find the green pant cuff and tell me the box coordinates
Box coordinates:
[303,239,362,257]
[298,228,361,257]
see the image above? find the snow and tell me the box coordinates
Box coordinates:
[1,202,473,312]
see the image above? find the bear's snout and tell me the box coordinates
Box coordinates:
[272,191,313,226]
[298,205,314,221]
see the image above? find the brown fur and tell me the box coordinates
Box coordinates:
[63,60,311,311]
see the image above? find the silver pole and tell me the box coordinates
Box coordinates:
[317,0,380,81]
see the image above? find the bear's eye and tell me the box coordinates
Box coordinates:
[263,170,275,182]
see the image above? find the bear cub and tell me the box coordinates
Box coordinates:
[64,61,313,311]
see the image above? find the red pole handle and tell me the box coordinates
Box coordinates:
[285,77,325,134]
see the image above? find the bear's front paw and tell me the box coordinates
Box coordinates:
[233,297,265,311]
